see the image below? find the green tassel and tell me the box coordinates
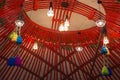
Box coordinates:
[9,32,16,39]
[102,66,109,75]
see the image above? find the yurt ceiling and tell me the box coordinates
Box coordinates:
[0,0,120,80]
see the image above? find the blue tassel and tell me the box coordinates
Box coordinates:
[16,36,22,44]
[108,67,112,76]
[100,46,107,54]
[7,57,16,66]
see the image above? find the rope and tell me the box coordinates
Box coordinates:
[103,54,109,66]
[10,44,20,57]
[88,27,104,80]
[16,44,21,56]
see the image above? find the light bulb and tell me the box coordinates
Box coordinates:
[103,36,109,45]
[59,23,64,31]
[76,46,83,52]
[64,26,68,31]
[33,42,38,50]
[64,19,70,27]
[47,7,54,17]
[15,19,24,27]
[96,19,106,27]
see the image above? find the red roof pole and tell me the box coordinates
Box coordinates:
[33,0,39,11]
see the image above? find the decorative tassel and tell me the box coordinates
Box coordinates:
[15,57,22,66]
[11,33,18,42]
[16,36,22,44]
[7,57,16,66]
[100,46,107,54]
[9,32,16,39]
[106,47,110,55]
[101,66,112,76]
[102,66,109,76]
[107,67,112,76]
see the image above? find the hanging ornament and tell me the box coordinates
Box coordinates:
[9,32,16,39]
[107,67,112,76]
[64,15,70,27]
[33,42,38,50]
[75,46,83,52]
[96,0,106,27]
[47,7,54,17]
[47,2,54,17]
[64,19,69,27]
[64,26,68,31]
[106,47,110,55]
[103,36,109,45]
[101,66,112,76]
[15,19,24,27]
[11,33,18,42]
[59,23,64,31]
[96,19,106,27]
[100,46,107,54]
[15,7,24,27]
[15,57,22,66]
[101,66,109,76]
[7,57,16,66]
[16,36,22,44]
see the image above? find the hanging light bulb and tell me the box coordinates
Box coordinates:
[64,19,70,27]
[47,2,54,17]
[33,42,38,50]
[47,7,54,17]
[59,23,64,31]
[64,15,70,27]
[96,19,106,27]
[15,19,24,27]
[96,0,106,27]
[75,46,83,52]
[64,26,68,31]
[15,14,24,27]
[103,36,109,45]
[15,4,24,27]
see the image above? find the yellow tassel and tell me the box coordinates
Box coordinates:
[11,33,18,42]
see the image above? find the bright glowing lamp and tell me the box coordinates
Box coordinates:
[15,19,24,27]
[47,7,54,17]
[47,2,54,17]
[59,23,64,31]
[96,19,106,27]
[33,42,38,50]
[64,26,68,31]
[76,46,83,52]
[103,36,109,45]
[64,19,70,27]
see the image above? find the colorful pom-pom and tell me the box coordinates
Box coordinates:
[100,46,107,54]
[7,57,16,66]
[16,36,22,44]
[15,57,22,66]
